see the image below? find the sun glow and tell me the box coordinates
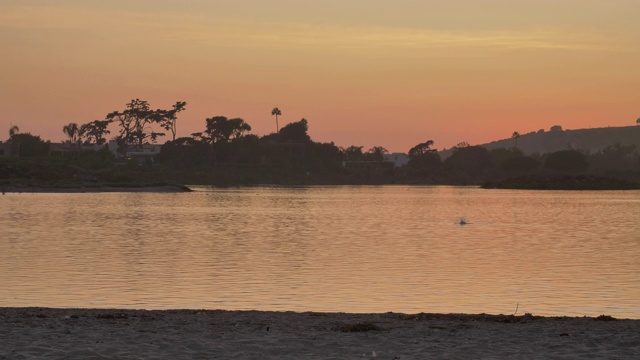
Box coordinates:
[1,1,639,151]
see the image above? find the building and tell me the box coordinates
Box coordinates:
[0,142,9,157]
[383,153,410,168]
[108,140,162,164]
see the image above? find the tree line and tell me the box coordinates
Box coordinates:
[2,99,640,186]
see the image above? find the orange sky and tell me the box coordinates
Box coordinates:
[1,0,639,152]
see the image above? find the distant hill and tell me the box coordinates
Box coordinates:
[440,125,640,158]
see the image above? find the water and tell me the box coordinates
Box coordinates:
[1,186,638,318]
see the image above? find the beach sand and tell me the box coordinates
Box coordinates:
[1,308,638,359]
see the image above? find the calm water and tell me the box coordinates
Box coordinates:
[1,186,638,318]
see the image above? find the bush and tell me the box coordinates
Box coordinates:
[544,150,588,173]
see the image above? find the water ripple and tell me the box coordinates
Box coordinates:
[1,187,638,318]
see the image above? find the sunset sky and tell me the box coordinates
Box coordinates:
[1,0,639,152]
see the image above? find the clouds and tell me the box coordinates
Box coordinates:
[1,3,632,54]
[223,23,622,53]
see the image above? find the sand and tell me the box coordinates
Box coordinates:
[1,308,638,359]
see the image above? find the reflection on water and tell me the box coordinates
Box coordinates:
[1,186,638,318]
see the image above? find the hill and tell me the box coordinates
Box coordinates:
[441,125,640,158]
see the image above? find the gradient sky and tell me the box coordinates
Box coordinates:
[1,0,639,152]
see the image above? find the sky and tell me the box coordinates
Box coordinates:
[1,0,639,152]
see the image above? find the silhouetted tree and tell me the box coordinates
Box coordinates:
[269,118,311,167]
[444,146,492,183]
[366,146,388,162]
[7,125,20,157]
[407,140,442,176]
[158,137,209,168]
[344,146,364,161]
[588,143,638,173]
[229,134,261,166]
[80,120,112,145]
[159,101,187,141]
[636,117,640,126]
[8,125,19,138]
[544,150,588,173]
[107,99,152,148]
[192,116,253,166]
[500,156,539,173]
[279,118,311,143]
[200,116,252,144]
[408,140,436,158]
[512,131,520,148]
[309,142,344,172]
[271,107,281,134]
[62,123,80,149]
[407,144,442,177]
[8,133,49,157]
[107,99,185,149]
[489,148,523,169]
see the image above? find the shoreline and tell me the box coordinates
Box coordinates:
[1,185,191,193]
[4,182,639,193]
[2,307,638,359]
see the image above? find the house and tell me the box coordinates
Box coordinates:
[48,142,110,157]
[0,142,9,157]
[383,153,410,168]
[48,142,74,157]
[108,140,162,164]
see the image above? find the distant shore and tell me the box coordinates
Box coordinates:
[482,175,640,190]
[1,185,191,193]
[1,307,638,359]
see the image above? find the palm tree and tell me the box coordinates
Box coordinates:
[63,123,80,151]
[8,125,20,157]
[367,146,388,162]
[512,131,521,149]
[271,107,281,134]
[8,125,19,137]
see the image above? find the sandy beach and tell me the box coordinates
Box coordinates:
[1,308,638,359]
